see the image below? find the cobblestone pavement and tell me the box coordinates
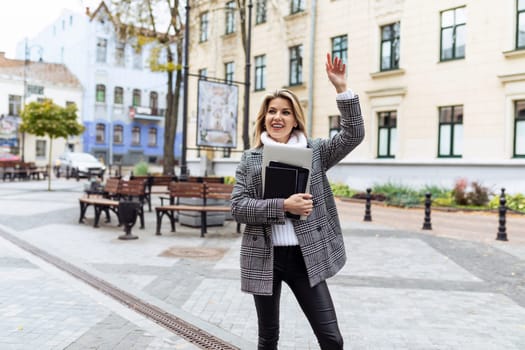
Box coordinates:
[0,179,524,349]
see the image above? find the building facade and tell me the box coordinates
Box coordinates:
[0,52,83,164]
[186,0,525,193]
[17,2,179,167]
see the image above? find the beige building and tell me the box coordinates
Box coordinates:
[186,0,525,193]
[0,52,83,165]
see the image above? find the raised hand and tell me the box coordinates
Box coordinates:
[325,53,347,93]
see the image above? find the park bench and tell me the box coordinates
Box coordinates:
[78,178,147,229]
[155,182,239,237]
[131,175,177,212]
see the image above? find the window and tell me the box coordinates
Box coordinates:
[35,140,46,157]
[96,84,106,103]
[438,105,463,157]
[291,0,305,14]
[380,22,400,71]
[8,95,22,116]
[518,0,525,49]
[331,35,348,64]
[225,61,235,84]
[223,148,231,158]
[65,101,76,107]
[289,45,303,86]
[132,126,141,145]
[96,123,106,143]
[254,55,266,91]
[329,115,341,138]
[148,127,157,146]
[377,111,397,158]
[150,91,158,113]
[256,0,267,24]
[225,1,236,34]
[133,89,141,106]
[113,125,123,144]
[198,68,208,80]
[133,47,142,69]
[115,42,125,66]
[96,38,107,63]
[114,87,123,105]
[200,12,209,42]
[514,100,525,157]
[440,7,466,61]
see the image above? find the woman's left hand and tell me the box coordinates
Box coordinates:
[325,53,347,93]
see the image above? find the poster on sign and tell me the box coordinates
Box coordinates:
[196,79,238,148]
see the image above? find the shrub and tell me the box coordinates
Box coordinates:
[453,178,469,205]
[133,161,149,176]
[488,192,525,213]
[330,182,356,197]
[467,181,490,206]
[223,175,236,184]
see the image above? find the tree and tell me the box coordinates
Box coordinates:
[19,100,85,191]
[111,0,184,175]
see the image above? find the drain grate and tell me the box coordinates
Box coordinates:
[0,230,239,350]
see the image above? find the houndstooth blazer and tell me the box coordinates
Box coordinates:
[231,95,365,295]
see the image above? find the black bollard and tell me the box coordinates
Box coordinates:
[363,188,372,221]
[422,192,432,230]
[496,188,508,241]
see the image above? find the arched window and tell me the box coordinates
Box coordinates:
[114,87,123,105]
[96,123,105,143]
[132,89,141,107]
[96,84,106,103]
[113,125,123,144]
[148,127,157,146]
[132,126,141,145]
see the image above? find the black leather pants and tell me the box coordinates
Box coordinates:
[253,246,344,350]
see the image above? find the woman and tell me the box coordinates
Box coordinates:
[231,53,365,349]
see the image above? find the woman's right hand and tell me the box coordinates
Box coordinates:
[284,193,314,216]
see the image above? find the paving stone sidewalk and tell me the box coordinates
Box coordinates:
[0,179,524,349]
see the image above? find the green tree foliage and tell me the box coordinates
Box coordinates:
[20,99,85,190]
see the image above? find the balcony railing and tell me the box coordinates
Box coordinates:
[128,106,165,121]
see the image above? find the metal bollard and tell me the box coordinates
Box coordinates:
[363,188,372,221]
[496,188,508,241]
[422,192,432,230]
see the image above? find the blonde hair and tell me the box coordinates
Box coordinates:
[252,89,308,148]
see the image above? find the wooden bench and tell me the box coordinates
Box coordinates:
[78,178,147,228]
[155,182,239,237]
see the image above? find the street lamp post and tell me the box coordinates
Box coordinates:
[243,0,253,150]
[180,1,191,180]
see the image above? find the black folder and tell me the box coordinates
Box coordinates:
[263,162,310,220]
[263,166,298,200]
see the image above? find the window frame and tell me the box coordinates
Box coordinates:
[96,84,106,103]
[438,105,463,158]
[380,22,400,71]
[225,61,235,84]
[517,0,525,50]
[256,0,267,24]
[131,126,141,146]
[289,45,303,86]
[35,139,46,158]
[113,124,123,144]
[225,1,236,35]
[132,89,141,107]
[8,95,22,116]
[96,123,106,144]
[513,100,525,157]
[148,127,158,147]
[331,35,348,64]
[440,7,466,61]
[115,42,126,66]
[200,11,209,42]
[290,0,305,14]
[254,54,266,91]
[377,111,397,158]
[114,86,123,105]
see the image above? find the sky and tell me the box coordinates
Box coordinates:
[0,0,101,58]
